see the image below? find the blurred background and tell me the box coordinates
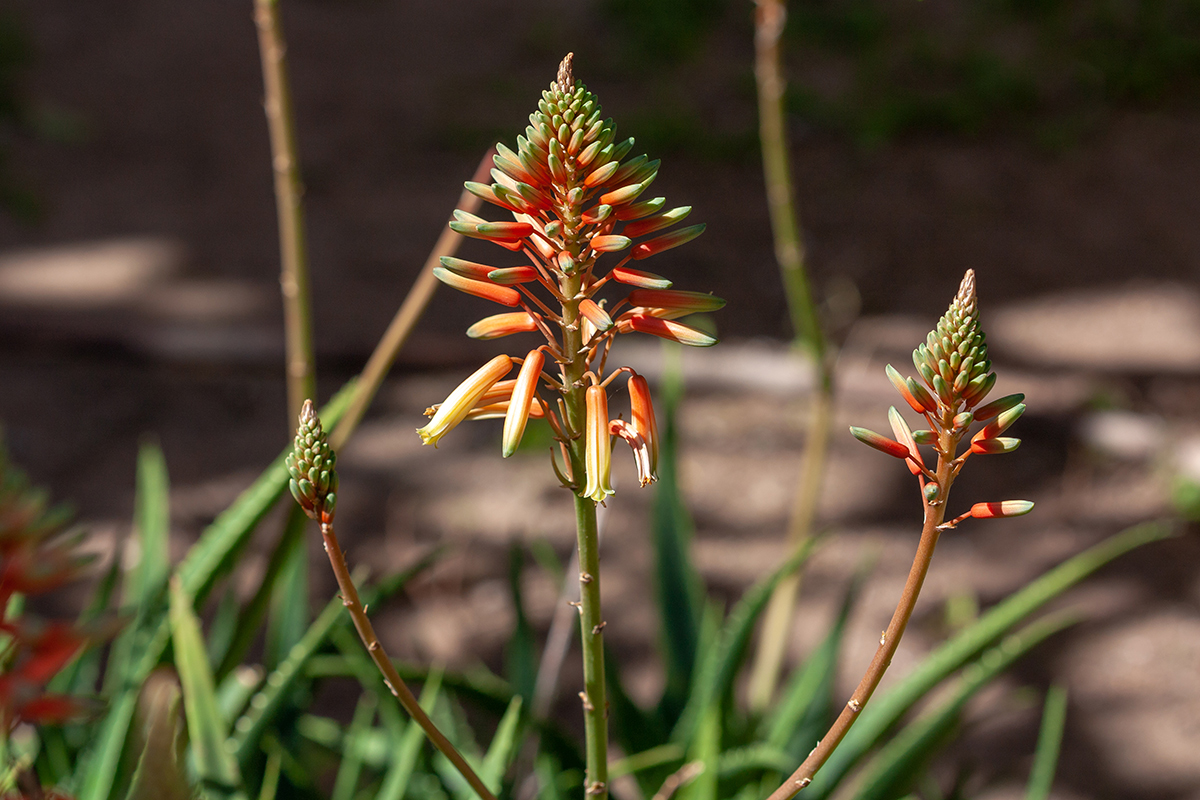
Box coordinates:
[0,1,1198,798]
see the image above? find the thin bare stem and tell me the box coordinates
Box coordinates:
[765,443,955,800]
[254,0,315,422]
[318,519,498,800]
[329,150,495,451]
[747,0,838,711]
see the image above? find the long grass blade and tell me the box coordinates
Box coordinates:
[377,668,444,800]
[480,696,524,791]
[330,693,377,800]
[264,506,310,670]
[1025,684,1068,800]
[168,578,244,797]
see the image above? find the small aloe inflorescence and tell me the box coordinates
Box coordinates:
[772,269,1033,798]
[848,268,1032,529]
[287,400,338,525]
[416,53,723,502]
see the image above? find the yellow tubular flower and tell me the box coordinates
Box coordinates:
[417,355,513,447]
[582,384,615,503]
[503,349,545,457]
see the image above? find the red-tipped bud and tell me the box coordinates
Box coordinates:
[907,379,937,414]
[448,220,534,242]
[487,266,540,285]
[592,234,632,252]
[912,429,937,445]
[466,312,539,340]
[579,299,613,332]
[631,223,705,260]
[973,404,1026,441]
[623,206,691,238]
[887,406,924,475]
[439,256,497,281]
[615,196,666,221]
[886,364,929,415]
[433,267,522,307]
[503,350,545,457]
[610,267,673,289]
[969,500,1034,519]
[583,160,620,187]
[599,183,646,206]
[972,393,1025,423]
[617,314,717,347]
[850,426,912,460]
[970,437,1021,454]
[626,289,726,314]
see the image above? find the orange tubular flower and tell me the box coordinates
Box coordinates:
[432,267,522,307]
[583,384,615,503]
[616,314,717,347]
[417,355,513,446]
[628,373,658,479]
[610,419,653,487]
[503,350,545,457]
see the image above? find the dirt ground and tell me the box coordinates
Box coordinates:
[1,1,1199,798]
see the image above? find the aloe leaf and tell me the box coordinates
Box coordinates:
[168,578,244,797]
[672,540,818,745]
[264,506,310,671]
[804,521,1171,798]
[653,344,703,723]
[764,566,866,758]
[480,695,524,791]
[330,692,378,800]
[716,744,793,778]
[1025,684,1068,800]
[377,668,444,800]
[852,614,1075,800]
[124,675,189,800]
[609,745,686,779]
[256,741,283,800]
[214,666,263,727]
[132,441,171,607]
[677,705,720,800]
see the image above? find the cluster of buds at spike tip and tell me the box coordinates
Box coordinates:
[849,270,1033,527]
[416,54,722,503]
[288,399,339,525]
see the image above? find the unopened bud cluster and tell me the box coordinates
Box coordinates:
[850,270,1033,526]
[288,399,338,524]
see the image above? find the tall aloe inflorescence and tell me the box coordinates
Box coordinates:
[771,269,1033,799]
[416,54,722,799]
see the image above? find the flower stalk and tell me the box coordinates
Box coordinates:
[768,270,1033,798]
[412,54,722,799]
[288,402,498,800]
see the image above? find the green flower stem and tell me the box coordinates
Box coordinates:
[329,149,496,451]
[767,430,957,800]
[747,0,837,711]
[317,520,498,800]
[254,0,316,423]
[559,272,610,799]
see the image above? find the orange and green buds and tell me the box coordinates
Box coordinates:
[440,256,498,281]
[628,373,659,479]
[626,289,726,315]
[850,426,912,460]
[617,314,717,347]
[623,206,691,238]
[488,266,540,285]
[610,266,672,289]
[583,384,615,503]
[591,234,632,252]
[970,437,1021,455]
[631,223,706,260]
[288,399,339,524]
[969,500,1034,519]
[886,364,937,415]
[972,393,1024,423]
[503,350,545,457]
[911,269,992,411]
[418,355,513,447]
[974,403,1025,440]
[467,312,539,339]
[449,219,534,242]
[433,267,522,307]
